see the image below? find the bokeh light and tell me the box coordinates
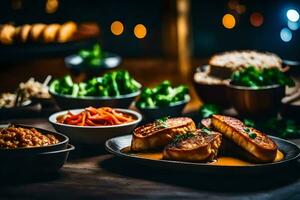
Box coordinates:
[111,21,124,36]
[228,0,238,10]
[134,24,147,39]
[287,9,299,22]
[250,12,264,27]
[45,0,59,14]
[222,14,236,29]
[287,21,300,30]
[280,28,292,42]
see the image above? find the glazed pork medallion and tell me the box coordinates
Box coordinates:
[211,115,278,163]
[163,129,222,162]
[131,117,196,151]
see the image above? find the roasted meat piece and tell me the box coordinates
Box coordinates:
[131,117,196,151]
[211,115,277,162]
[163,129,222,162]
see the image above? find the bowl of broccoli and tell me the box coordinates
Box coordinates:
[227,66,295,117]
[65,43,121,73]
[135,80,190,120]
[49,70,141,109]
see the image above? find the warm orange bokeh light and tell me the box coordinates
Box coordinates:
[222,14,236,29]
[45,0,59,14]
[134,24,147,39]
[250,12,264,27]
[111,21,124,36]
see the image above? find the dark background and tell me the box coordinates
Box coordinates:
[0,0,299,60]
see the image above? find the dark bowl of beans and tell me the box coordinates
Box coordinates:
[0,124,69,154]
[0,124,74,175]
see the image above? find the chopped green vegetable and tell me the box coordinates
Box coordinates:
[71,84,79,97]
[231,66,295,88]
[49,70,140,97]
[136,80,189,108]
[78,44,104,67]
[63,76,73,87]
[199,104,221,119]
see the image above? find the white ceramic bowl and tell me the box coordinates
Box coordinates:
[49,108,142,144]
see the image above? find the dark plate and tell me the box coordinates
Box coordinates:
[105,135,300,174]
[0,124,69,154]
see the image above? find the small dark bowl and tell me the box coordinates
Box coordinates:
[30,97,55,107]
[0,101,42,120]
[193,65,231,108]
[65,53,121,74]
[227,83,285,117]
[0,144,74,175]
[49,89,141,109]
[0,124,69,155]
[0,100,31,113]
[281,100,300,122]
[135,97,190,121]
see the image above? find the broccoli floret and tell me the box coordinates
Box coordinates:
[136,80,189,108]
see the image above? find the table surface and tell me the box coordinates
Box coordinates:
[0,118,300,200]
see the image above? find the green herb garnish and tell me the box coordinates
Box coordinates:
[244,119,255,127]
[201,127,211,135]
[243,127,250,132]
[199,104,221,119]
[248,132,257,139]
[155,116,169,128]
[173,132,195,144]
[244,127,257,139]
[231,66,295,88]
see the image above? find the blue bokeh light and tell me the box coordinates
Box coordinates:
[287,21,300,30]
[280,28,292,42]
[287,9,299,22]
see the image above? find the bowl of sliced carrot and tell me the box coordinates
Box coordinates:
[49,106,142,144]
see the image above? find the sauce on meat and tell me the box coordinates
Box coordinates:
[122,146,284,166]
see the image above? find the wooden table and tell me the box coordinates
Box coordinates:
[0,118,300,200]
